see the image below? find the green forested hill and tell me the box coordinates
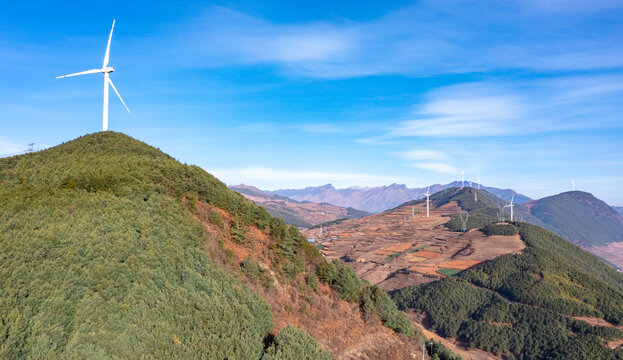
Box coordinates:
[0,132,339,358]
[516,191,623,247]
[396,187,506,217]
[393,222,623,359]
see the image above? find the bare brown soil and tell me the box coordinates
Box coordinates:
[609,339,623,350]
[573,316,623,331]
[583,242,623,270]
[304,201,525,292]
[193,200,424,359]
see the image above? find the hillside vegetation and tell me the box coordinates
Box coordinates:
[0,132,414,358]
[517,191,623,247]
[393,222,623,359]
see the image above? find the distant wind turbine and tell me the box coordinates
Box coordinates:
[571,178,575,191]
[56,19,130,131]
[461,170,465,188]
[475,172,481,202]
[424,186,431,218]
[504,195,515,222]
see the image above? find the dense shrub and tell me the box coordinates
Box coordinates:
[231,220,248,244]
[317,260,416,337]
[208,211,222,225]
[425,340,461,360]
[306,272,318,292]
[445,214,498,232]
[361,285,415,337]
[241,257,274,288]
[482,223,518,236]
[262,326,331,360]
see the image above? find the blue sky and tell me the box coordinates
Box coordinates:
[1,1,623,204]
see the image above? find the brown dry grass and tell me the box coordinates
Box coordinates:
[193,200,424,359]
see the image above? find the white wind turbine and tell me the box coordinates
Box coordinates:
[460,170,465,188]
[56,19,130,131]
[571,178,575,191]
[504,194,515,222]
[424,186,431,218]
[475,172,481,202]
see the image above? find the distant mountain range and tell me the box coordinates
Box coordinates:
[614,205,623,216]
[268,182,530,213]
[229,184,370,227]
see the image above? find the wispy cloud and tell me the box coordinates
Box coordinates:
[171,2,623,78]
[398,149,447,161]
[410,162,459,174]
[387,75,623,138]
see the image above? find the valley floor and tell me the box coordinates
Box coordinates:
[304,201,525,292]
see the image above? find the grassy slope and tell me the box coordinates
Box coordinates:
[393,221,623,359]
[0,132,322,358]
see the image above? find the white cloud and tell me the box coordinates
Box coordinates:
[410,162,459,174]
[387,75,623,138]
[171,3,623,78]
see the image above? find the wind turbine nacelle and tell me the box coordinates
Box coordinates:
[104,67,115,73]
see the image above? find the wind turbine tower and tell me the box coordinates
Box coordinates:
[475,172,481,202]
[461,170,465,188]
[504,195,515,222]
[56,20,130,131]
[424,186,431,218]
[572,178,575,191]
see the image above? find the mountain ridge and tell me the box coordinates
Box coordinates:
[229,184,370,228]
[268,182,531,213]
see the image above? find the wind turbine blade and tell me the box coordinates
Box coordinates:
[103,19,116,68]
[56,68,103,78]
[108,78,130,113]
